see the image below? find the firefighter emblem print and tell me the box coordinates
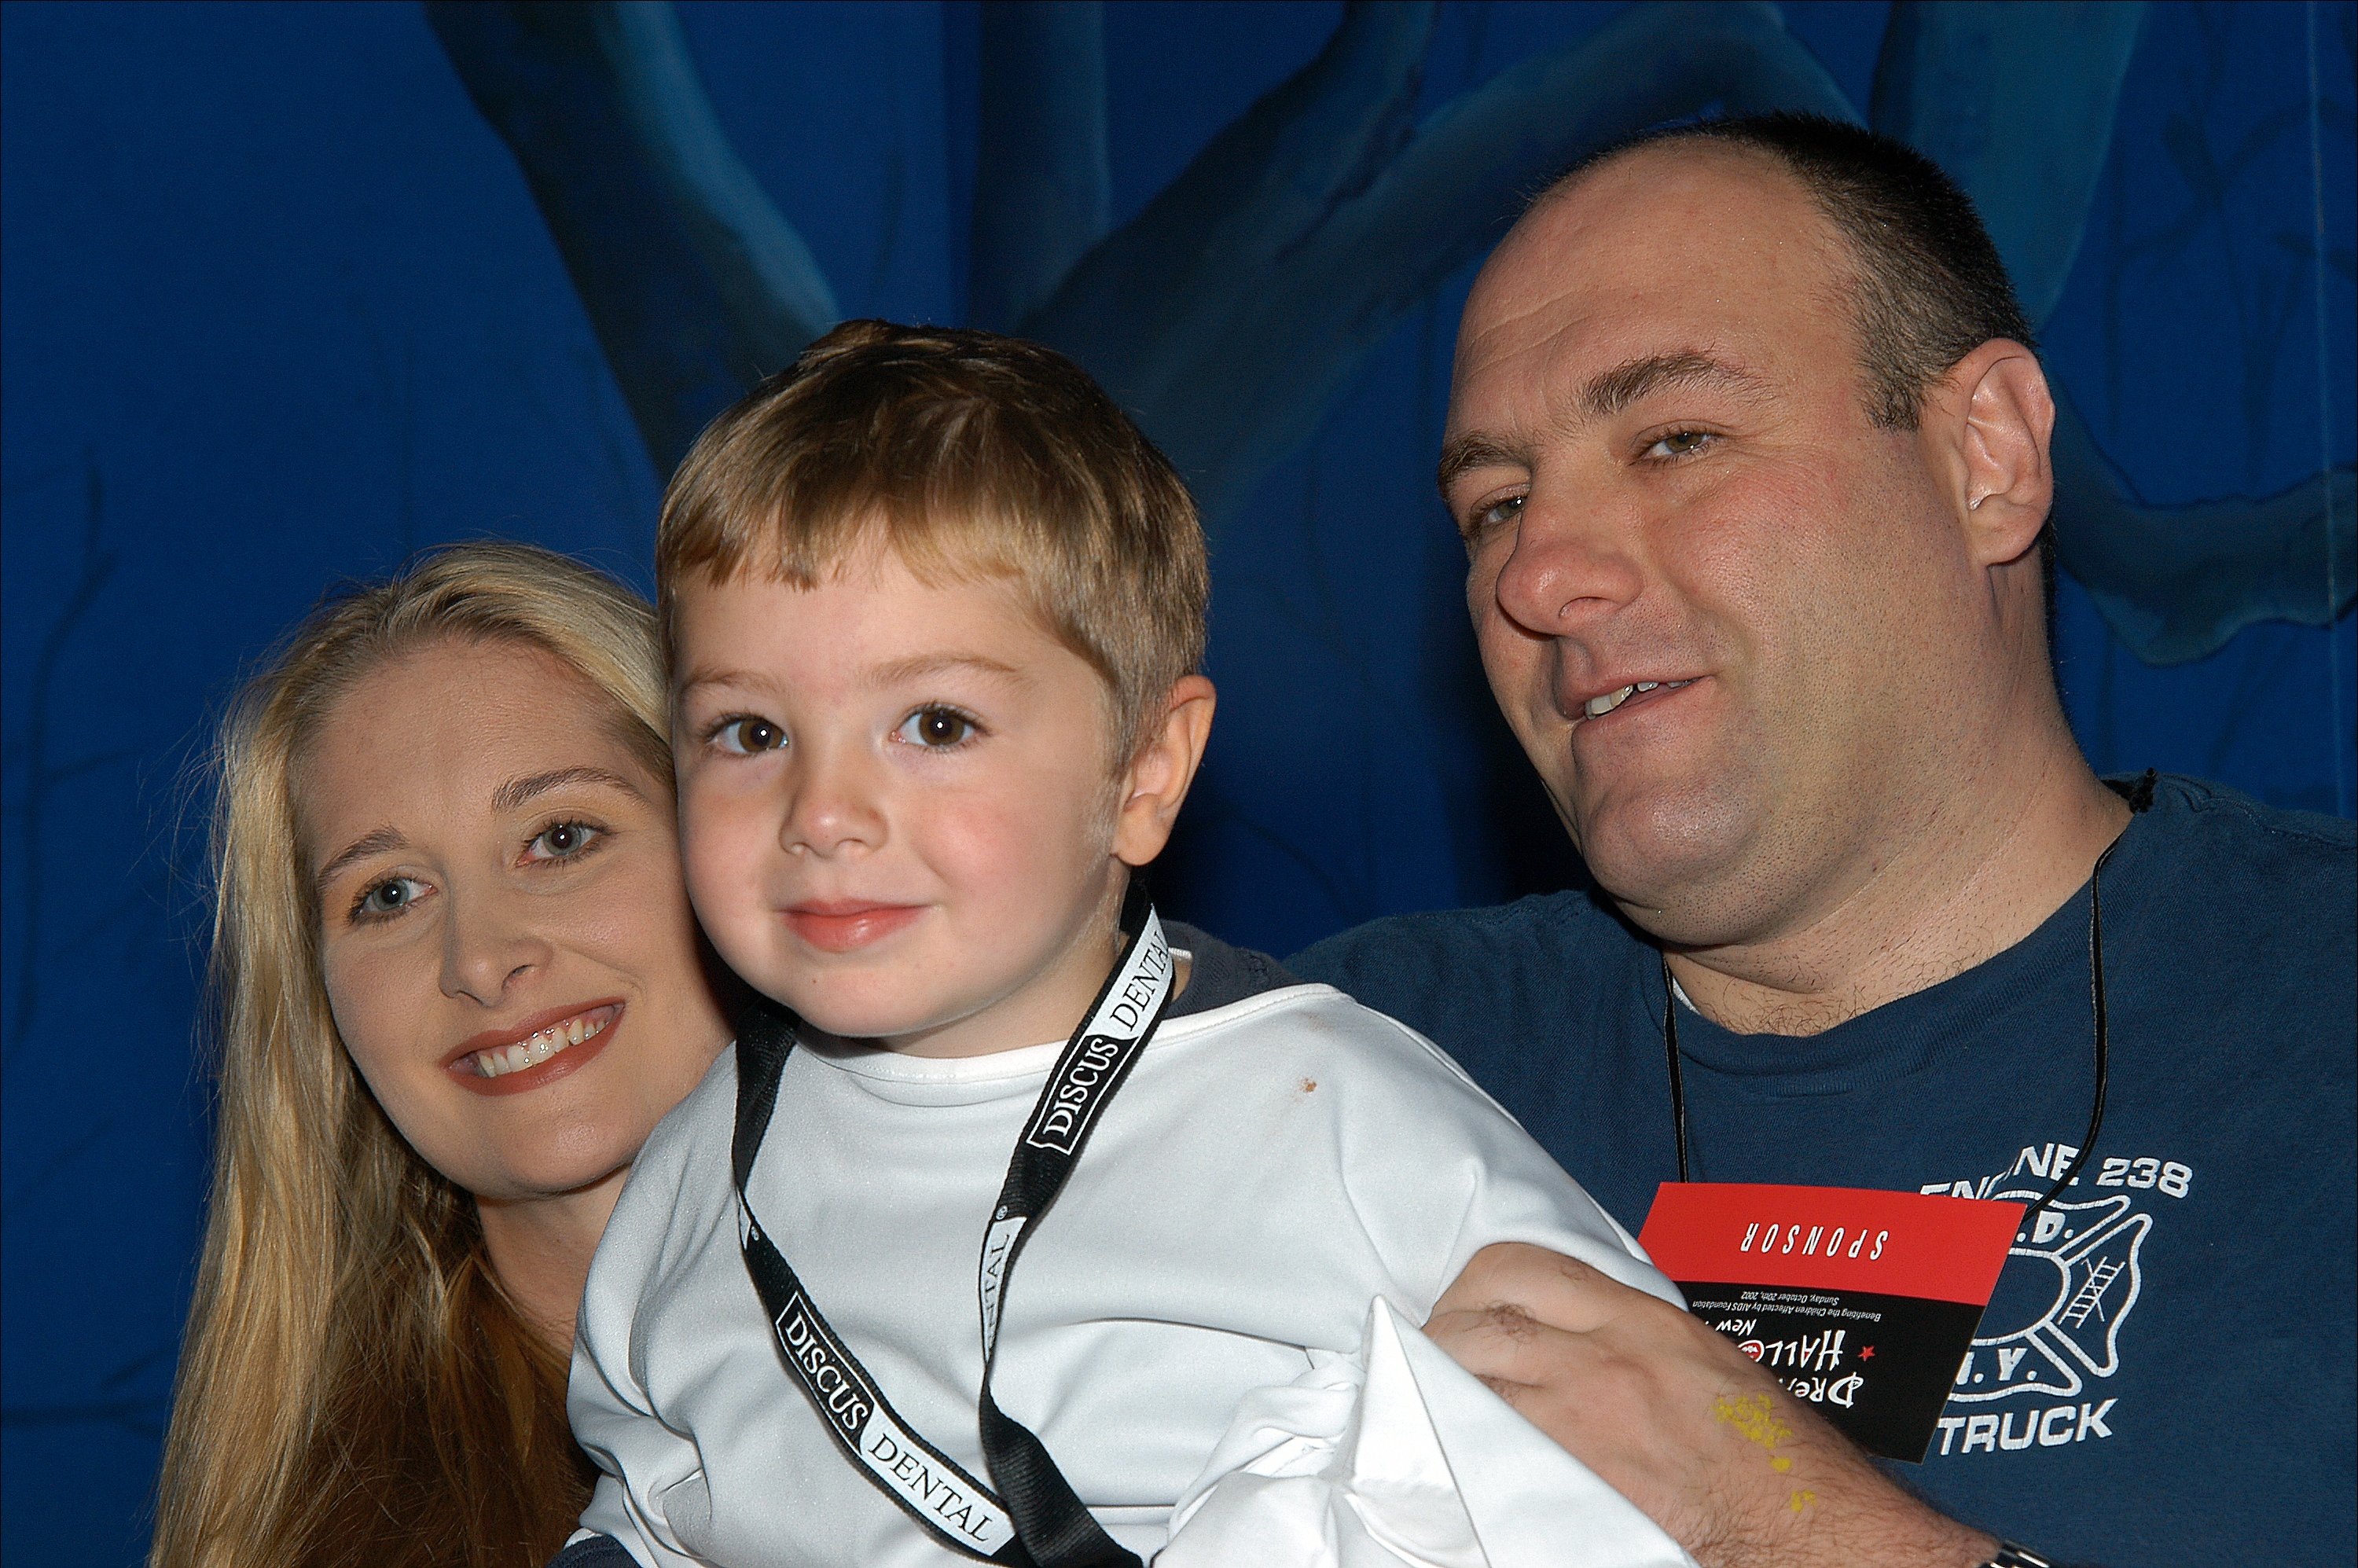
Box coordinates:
[1919,1143,2186,1458]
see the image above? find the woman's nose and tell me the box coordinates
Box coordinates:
[438,892,555,1005]
[1488,491,1645,637]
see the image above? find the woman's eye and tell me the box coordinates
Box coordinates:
[1644,428,1714,461]
[526,821,602,861]
[712,716,784,755]
[353,876,427,920]
[895,705,978,749]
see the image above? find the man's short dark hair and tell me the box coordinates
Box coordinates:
[1544,113,2037,431]
[1542,114,2053,604]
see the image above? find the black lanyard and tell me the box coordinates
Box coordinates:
[732,880,1171,1568]
[1662,816,2139,1223]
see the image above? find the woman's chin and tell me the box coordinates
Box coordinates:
[468,1155,634,1212]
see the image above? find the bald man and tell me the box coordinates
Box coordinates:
[1301,116,2354,1566]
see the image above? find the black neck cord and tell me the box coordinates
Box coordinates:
[1662,836,2125,1220]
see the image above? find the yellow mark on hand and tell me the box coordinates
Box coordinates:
[1789,1489,1817,1513]
[1713,1393,1792,1450]
[1716,1392,1803,1483]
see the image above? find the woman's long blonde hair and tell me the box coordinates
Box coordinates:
[152,542,672,1568]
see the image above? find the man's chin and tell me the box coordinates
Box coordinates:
[1571,788,1758,936]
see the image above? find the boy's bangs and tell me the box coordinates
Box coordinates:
[656,321,1210,755]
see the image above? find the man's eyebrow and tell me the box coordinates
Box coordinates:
[1436,435,1526,498]
[1578,351,1765,421]
[314,825,406,897]
[490,766,645,816]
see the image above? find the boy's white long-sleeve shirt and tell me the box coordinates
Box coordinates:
[571,962,1684,1567]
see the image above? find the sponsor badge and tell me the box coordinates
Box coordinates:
[1639,1182,2021,1462]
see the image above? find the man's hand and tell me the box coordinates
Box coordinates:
[1427,1244,1996,1568]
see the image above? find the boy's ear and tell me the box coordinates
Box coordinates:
[1114,675,1216,868]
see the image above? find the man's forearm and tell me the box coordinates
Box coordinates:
[1427,1245,2007,1568]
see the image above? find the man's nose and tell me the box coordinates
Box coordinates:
[779,740,886,859]
[1487,490,1645,637]
[439,891,554,1006]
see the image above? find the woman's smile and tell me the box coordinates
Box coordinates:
[445,999,625,1096]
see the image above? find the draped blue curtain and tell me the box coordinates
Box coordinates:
[3,4,2350,1561]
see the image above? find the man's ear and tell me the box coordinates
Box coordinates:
[1114,675,1216,868]
[1926,338,2055,569]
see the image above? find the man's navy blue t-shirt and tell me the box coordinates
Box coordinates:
[1291,775,2355,1563]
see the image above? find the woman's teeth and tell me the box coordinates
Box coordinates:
[472,1009,612,1078]
[1583,679,1689,719]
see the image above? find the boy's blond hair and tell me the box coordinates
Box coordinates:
[657,320,1209,759]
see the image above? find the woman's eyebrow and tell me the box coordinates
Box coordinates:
[314,825,405,896]
[490,766,645,814]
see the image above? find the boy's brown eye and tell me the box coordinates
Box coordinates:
[715,716,784,754]
[898,706,977,748]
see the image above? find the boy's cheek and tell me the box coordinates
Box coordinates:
[677,807,766,935]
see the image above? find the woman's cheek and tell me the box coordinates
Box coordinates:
[321,944,401,1079]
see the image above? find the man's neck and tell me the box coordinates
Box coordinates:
[476,1168,629,1353]
[1665,740,2132,1038]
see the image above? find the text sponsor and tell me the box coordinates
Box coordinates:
[1740,1219,1888,1261]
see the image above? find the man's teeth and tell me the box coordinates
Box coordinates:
[472,1010,611,1079]
[1583,680,1684,719]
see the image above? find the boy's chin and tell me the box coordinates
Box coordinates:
[773,986,946,1048]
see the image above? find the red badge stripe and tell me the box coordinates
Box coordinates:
[1639,1183,2024,1306]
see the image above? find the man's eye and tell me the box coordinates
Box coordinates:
[354,876,427,920]
[526,821,602,861]
[711,716,784,755]
[895,705,979,749]
[1464,493,1524,537]
[1644,429,1714,461]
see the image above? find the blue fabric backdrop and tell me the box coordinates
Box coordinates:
[3,3,2351,1562]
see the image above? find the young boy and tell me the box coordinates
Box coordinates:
[563,322,1688,1568]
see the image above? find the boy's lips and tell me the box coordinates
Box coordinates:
[784,901,925,953]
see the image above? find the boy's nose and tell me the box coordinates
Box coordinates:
[780,752,886,857]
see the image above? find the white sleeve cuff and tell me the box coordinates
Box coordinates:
[1161,1298,1697,1568]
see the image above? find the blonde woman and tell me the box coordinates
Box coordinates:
[152,542,731,1568]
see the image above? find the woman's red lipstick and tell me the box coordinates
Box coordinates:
[784,901,924,953]
[443,999,624,1097]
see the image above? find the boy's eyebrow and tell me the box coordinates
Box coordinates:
[868,650,1028,687]
[674,665,784,699]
